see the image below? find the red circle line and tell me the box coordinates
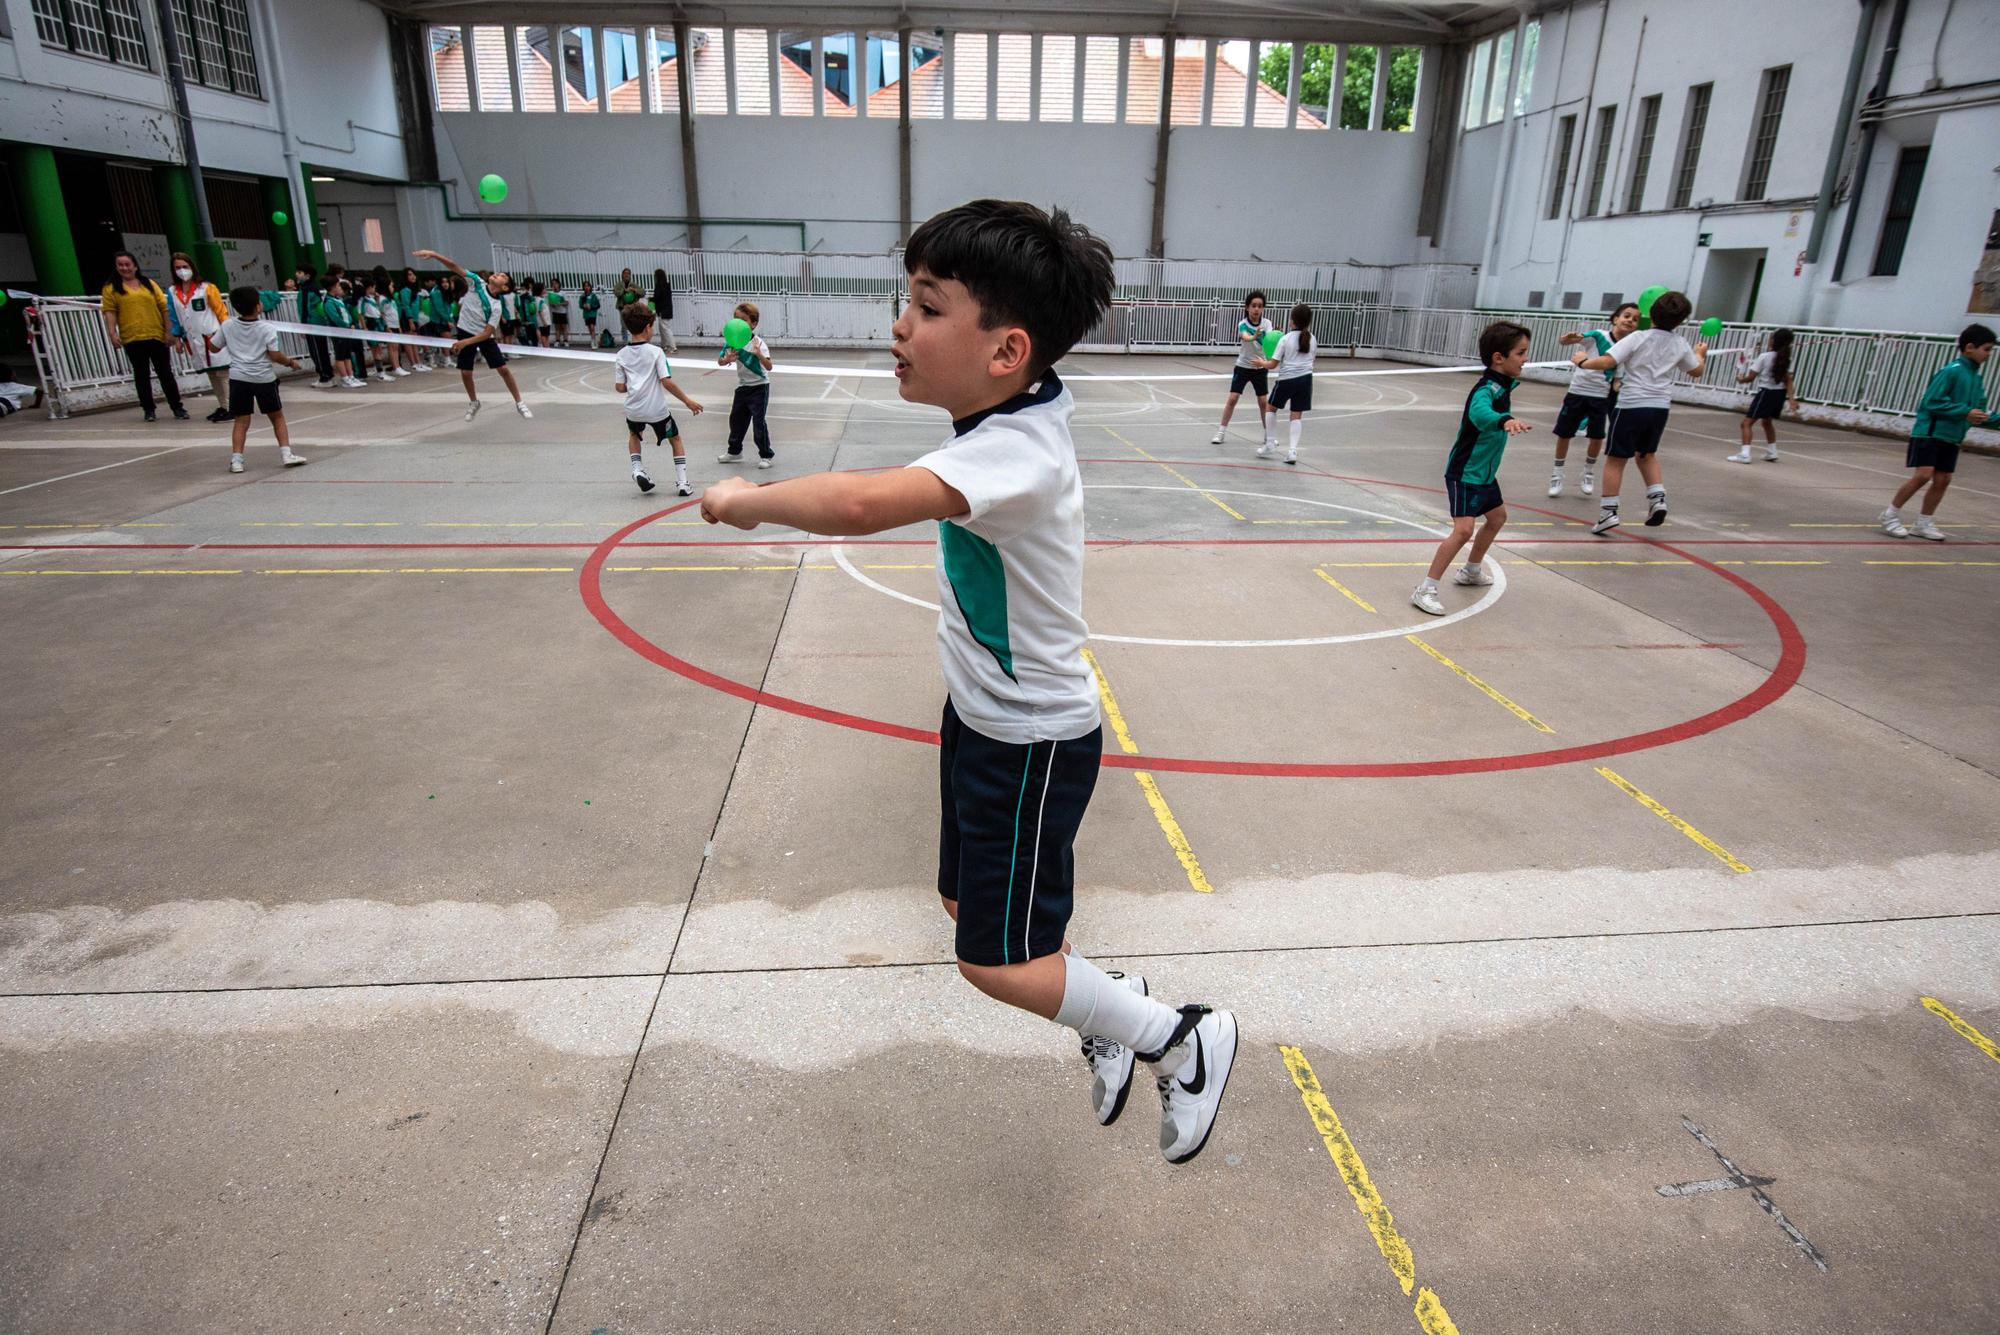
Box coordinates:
[579,477,1807,779]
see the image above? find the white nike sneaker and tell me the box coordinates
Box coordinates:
[1453,563,1494,586]
[1152,1006,1239,1165]
[1910,516,1945,541]
[1880,508,1910,538]
[1210,429,1225,445]
[1645,494,1669,527]
[1764,448,1780,462]
[280,449,308,468]
[411,363,432,374]
[1547,472,1564,497]
[1081,973,1149,1127]
[228,454,244,473]
[392,366,411,378]
[1728,449,1753,463]
[632,462,655,493]
[515,402,534,419]
[464,400,482,422]
[1580,468,1596,496]
[1410,583,1445,616]
[1592,510,1621,535]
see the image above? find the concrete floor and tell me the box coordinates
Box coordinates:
[2,348,1995,1333]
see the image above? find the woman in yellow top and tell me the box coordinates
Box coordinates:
[100,250,188,421]
[167,251,234,422]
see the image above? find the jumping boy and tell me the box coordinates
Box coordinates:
[214,285,308,473]
[716,301,776,468]
[615,303,704,495]
[412,249,532,422]
[700,199,1239,1164]
[1412,321,1533,614]
[1550,302,1637,496]
[1574,290,1706,533]
[1881,323,1993,540]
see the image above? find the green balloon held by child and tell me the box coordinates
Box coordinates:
[723,317,753,351]
[1261,329,1281,358]
[1698,316,1723,339]
[478,174,509,204]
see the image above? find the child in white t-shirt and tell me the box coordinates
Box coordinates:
[214,285,308,473]
[1573,290,1707,533]
[1212,290,1275,451]
[613,302,704,495]
[1730,328,1796,463]
[1258,302,1316,464]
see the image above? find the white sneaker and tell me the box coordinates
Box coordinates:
[632,463,655,493]
[1410,583,1445,615]
[411,363,431,374]
[677,480,694,497]
[717,452,742,464]
[464,400,482,422]
[1911,516,1946,541]
[372,370,390,382]
[1081,973,1149,1127]
[1453,563,1493,586]
[1880,508,1910,538]
[228,454,244,473]
[1284,450,1297,466]
[1263,437,1276,452]
[1645,494,1668,527]
[1255,443,1274,459]
[342,376,365,388]
[280,449,307,468]
[515,402,534,419]
[1210,429,1225,445]
[756,458,773,470]
[392,366,410,378]
[1764,448,1780,462]
[1592,510,1622,535]
[1547,472,1564,497]
[1581,469,1596,496]
[1728,449,1753,463]
[1153,1006,1239,1165]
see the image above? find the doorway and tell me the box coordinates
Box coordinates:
[1698,247,1768,323]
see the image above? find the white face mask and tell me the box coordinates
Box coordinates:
[175,267,193,281]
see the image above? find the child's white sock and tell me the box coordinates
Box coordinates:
[674,457,688,485]
[1260,410,1272,441]
[1647,484,1666,500]
[629,452,643,466]
[1601,497,1620,512]
[1551,457,1565,470]
[1053,952,1178,1055]
[1417,575,1439,590]
[1463,560,1482,573]
[1288,418,1302,452]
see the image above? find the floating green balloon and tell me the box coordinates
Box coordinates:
[478,174,509,204]
[1698,316,1723,339]
[0,290,8,308]
[1636,284,1670,329]
[270,209,288,227]
[723,317,753,351]
[1261,329,1281,358]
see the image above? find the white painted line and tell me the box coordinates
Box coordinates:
[0,445,196,496]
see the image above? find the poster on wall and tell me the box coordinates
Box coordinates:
[116,234,276,288]
[1971,210,2000,315]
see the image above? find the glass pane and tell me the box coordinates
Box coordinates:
[821,32,855,114]
[1040,35,1076,122]
[430,27,470,111]
[1384,47,1418,131]
[67,0,110,60]
[733,28,772,114]
[646,28,680,114]
[1124,37,1159,124]
[909,38,944,119]
[1291,43,1333,130]
[776,33,814,115]
[1342,45,1375,130]
[516,27,556,111]
[217,0,260,96]
[1254,41,1289,127]
[603,27,641,111]
[104,0,150,67]
[1210,40,1248,127]
[561,27,598,112]
[168,0,200,81]
[1080,36,1119,123]
[1512,21,1538,115]
[691,27,726,114]
[1464,39,1489,129]
[189,0,227,86]
[1485,29,1513,124]
[951,32,987,120]
[994,33,1030,121]
[472,26,513,111]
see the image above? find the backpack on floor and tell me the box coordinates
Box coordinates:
[598,328,616,349]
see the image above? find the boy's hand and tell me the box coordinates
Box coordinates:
[1503,418,1532,435]
[1571,352,1589,366]
[686,399,704,415]
[1971,408,1990,425]
[700,476,758,528]
[450,338,469,354]
[1694,341,1709,356]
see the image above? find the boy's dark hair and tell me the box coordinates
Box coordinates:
[1960,322,1996,350]
[904,199,1114,377]
[1244,290,1266,311]
[229,285,261,318]
[621,303,654,337]
[295,263,315,280]
[1650,291,1692,331]
[1479,320,1531,368]
[1611,301,1639,321]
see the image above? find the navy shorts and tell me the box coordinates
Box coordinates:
[1271,376,1313,411]
[1229,365,1269,397]
[1554,391,1613,439]
[1906,436,1960,473]
[228,380,282,417]
[334,338,364,365]
[1445,477,1504,519]
[456,339,508,371]
[1744,388,1786,421]
[1607,405,1669,458]
[938,699,1102,967]
[625,415,679,442]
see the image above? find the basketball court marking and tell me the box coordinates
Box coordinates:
[1081,648,1213,894]
[1920,996,2000,1065]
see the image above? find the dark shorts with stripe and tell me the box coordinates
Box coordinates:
[1744,387,1786,421]
[625,415,679,442]
[456,339,508,371]
[1271,375,1313,411]
[1606,404,1669,458]
[1445,477,1504,518]
[938,698,1102,967]
[1906,436,1960,473]
[1229,365,1269,397]
[1554,390,1613,439]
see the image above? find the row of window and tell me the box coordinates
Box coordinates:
[1543,66,1792,223]
[1460,24,1539,129]
[27,0,262,98]
[426,25,1423,132]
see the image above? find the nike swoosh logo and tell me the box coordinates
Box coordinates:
[1178,1034,1207,1097]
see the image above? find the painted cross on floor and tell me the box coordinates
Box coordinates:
[1657,1116,1829,1273]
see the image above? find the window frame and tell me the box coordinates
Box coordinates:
[32,0,153,69]
[1546,114,1575,220]
[1583,103,1616,217]
[1625,94,1661,213]
[1870,143,1929,278]
[1738,64,1790,202]
[1669,82,1712,210]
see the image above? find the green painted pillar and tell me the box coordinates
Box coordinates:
[8,144,85,294]
[261,176,299,281]
[296,166,326,269]
[158,165,228,284]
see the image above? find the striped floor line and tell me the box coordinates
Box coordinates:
[1081,646,1213,894]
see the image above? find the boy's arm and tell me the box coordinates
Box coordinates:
[663,377,704,413]
[1574,352,1616,370]
[1557,331,1584,346]
[703,468,966,536]
[412,250,466,278]
[1467,381,1530,433]
[1686,341,1708,377]
[717,348,738,365]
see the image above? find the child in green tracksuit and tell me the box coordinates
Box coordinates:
[1881,322,1994,540]
[1412,321,1534,615]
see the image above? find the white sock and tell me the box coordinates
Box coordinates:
[674,457,688,484]
[1647,484,1666,499]
[630,453,643,467]
[1463,560,1482,573]
[1602,498,1619,511]
[1552,458,1565,471]
[1288,418,1302,452]
[1417,575,1438,590]
[1053,952,1178,1055]
[1260,412,1272,440]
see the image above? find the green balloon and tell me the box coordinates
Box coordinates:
[1698,316,1723,339]
[723,317,753,351]
[478,174,509,204]
[1261,329,1281,358]
[1636,284,1670,329]
[0,290,8,308]
[270,209,288,227]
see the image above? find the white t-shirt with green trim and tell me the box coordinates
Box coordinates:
[456,282,498,337]
[1235,316,1274,368]
[1567,329,1619,397]
[907,374,1099,745]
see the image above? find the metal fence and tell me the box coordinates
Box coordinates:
[26,293,317,417]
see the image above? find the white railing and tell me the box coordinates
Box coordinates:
[26,293,316,417]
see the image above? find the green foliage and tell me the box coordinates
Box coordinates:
[1258,44,1420,130]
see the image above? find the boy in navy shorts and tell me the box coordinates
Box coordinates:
[701,199,1239,1164]
[1880,323,1992,540]
[1413,321,1532,615]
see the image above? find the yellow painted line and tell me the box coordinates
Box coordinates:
[1405,635,1555,733]
[1594,767,1752,873]
[1314,568,1378,613]
[1100,425,1247,521]
[1280,1046,1460,1334]
[1082,646,1212,893]
[1920,997,2000,1066]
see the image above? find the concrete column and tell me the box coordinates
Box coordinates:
[262,175,299,282]
[1370,45,1389,131]
[159,165,227,283]
[1200,39,1216,125]
[1149,32,1174,256]
[1285,43,1302,128]
[9,144,84,294]
[673,20,703,248]
[297,166,327,267]
[898,25,912,243]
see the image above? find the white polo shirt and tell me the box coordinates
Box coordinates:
[456,282,498,337]
[1567,329,1619,397]
[614,341,673,421]
[908,374,1100,745]
[1273,330,1315,381]
[1608,328,1700,409]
